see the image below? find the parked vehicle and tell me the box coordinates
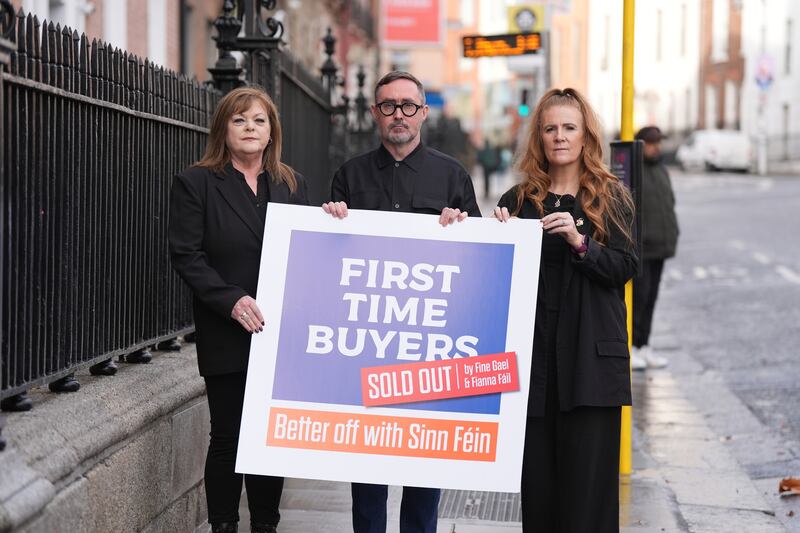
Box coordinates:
[676,130,753,172]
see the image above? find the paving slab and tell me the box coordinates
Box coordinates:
[681,504,786,533]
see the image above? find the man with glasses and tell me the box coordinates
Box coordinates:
[323,71,481,533]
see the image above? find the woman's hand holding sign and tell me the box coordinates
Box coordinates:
[231,295,264,333]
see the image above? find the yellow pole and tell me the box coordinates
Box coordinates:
[619,0,635,477]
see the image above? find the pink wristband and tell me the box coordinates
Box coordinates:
[571,234,588,255]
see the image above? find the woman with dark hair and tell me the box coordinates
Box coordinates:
[494,87,637,532]
[169,86,308,533]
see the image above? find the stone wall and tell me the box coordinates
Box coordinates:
[0,347,210,533]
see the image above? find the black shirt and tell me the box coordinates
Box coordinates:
[229,164,271,223]
[331,143,481,217]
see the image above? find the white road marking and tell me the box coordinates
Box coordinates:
[752,252,771,265]
[693,266,709,279]
[666,268,684,281]
[729,240,746,251]
[775,265,800,285]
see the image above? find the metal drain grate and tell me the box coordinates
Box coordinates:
[438,490,522,522]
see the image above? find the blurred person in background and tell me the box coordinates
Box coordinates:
[477,139,501,198]
[631,126,679,370]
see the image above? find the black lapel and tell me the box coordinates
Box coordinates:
[215,170,264,241]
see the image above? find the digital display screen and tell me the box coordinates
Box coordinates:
[463,33,541,58]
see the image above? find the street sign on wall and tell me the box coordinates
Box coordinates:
[463,33,541,58]
[508,5,545,33]
[381,0,443,46]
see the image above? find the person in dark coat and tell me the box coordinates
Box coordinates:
[322,70,480,533]
[169,87,309,533]
[494,87,638,532]
[630,126,679,370]
[477,139,501,198]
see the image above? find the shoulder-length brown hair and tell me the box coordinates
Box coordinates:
[514,87,634,246]
[195,86,297,193]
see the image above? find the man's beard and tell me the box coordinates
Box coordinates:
[386,123,414,144]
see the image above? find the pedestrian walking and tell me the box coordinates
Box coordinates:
[494,87,638,532]
[323,70,481,533]
[477,139,501,198]
[169,86,309,533]
[630,126,678,370]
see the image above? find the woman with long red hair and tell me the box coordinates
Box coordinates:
[495,87,637,532]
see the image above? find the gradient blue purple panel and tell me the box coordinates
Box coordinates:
[271,230,514,414]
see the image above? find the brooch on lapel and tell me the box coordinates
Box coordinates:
[575,218,584,227]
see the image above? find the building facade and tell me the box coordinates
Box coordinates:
[11,0,379,91]
[740,0,800,162]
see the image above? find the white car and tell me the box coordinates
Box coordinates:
[676,130,753,172]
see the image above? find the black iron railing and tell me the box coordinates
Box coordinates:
[0,10,220,398]
[0,0,377,411]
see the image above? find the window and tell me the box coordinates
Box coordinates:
[572,22,581,79]
[785,20,793,75]
[460,0,474,27]
[680,4,687,57]
[656,9,663,62]
[180,1,193,76]
[711,0,729,63]
[685,87,692,132]
[705,84,717,129]
[551,28,561,84]
[724,80,737,129]
[601,15,610,70]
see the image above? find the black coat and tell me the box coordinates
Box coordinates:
[168,164,309,376]
[498,186,638,409]
[641,160,679,260]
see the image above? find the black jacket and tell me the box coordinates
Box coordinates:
[641,160,679,260]
[498,186,638,409]
[168,164,309,376]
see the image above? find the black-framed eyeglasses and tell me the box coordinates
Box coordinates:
[376,101,424,117]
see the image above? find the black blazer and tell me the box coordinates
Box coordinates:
[498,186,638,409]
[169,164,309,376]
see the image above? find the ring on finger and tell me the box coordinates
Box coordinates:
[240,312,248,320]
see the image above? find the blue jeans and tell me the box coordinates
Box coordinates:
[351,483,440,533]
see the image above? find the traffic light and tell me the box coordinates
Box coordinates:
[518,88,530,117]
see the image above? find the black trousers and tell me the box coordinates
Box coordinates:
[521,406,621,533]
[351,483,440,533]
[633,258,665,348]
[204,372,284,525]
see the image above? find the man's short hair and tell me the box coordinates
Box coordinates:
[374,71,426,105]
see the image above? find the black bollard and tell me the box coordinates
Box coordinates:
[49,374,81,393]
[89,359,118,376]
[155,337,182,351]
[0,393,33,412]
[126,347,153,364]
